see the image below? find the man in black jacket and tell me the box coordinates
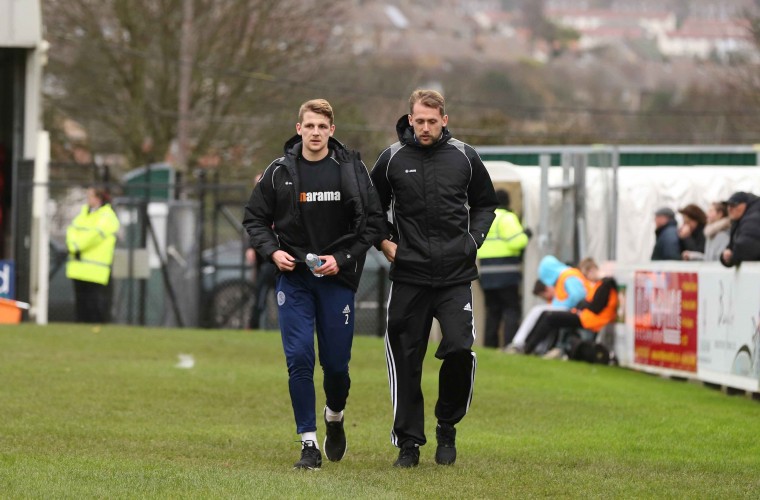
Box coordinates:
[370,89,498,468]
[243,99,385,470]
[651,207,680,260]
[721,191,760,267]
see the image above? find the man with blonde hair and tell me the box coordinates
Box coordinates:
[371,89,498,467]
[244,98,385,469]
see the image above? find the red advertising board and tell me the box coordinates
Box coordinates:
[634,271,698,372]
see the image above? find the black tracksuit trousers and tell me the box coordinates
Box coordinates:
[385,282,477,448]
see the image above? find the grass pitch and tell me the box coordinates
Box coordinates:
[1,323,759,498]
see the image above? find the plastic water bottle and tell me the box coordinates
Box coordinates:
[306,253,324,277]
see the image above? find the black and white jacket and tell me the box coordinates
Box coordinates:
[243,135,385,291]
[370,115,498,287]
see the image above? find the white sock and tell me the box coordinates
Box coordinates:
[325,406,344,422]
[301,432,318,448]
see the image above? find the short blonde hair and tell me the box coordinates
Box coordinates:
[578,257,598,276]
[409,89,445,116]
[298,99,334,124]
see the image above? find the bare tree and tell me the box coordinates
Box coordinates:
[43,0,347,173]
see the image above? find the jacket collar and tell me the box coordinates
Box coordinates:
[704,217,730,238]
[655,218,677,235]
[282,134,347,161]
[395,114,451,148]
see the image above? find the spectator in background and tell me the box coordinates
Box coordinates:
[721,192,760,267]
[677,204,707,257]
[522,258,604,358]
[505,255,589,353]
[526,258,618,359]
[651,207,680,260]
[66,185,120,323]
[682,201,730,262]
[538,255,588,309]
[503,279,561,353]
[477,189,531,349]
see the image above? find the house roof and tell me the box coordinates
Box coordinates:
[666,19,750,40]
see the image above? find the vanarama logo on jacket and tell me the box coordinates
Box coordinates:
[299,191,341,202]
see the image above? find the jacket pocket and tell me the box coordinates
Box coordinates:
[465,232,478,259]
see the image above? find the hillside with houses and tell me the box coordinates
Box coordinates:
[344,0,756,64]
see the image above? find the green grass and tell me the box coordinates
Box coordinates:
[1,324,760,498]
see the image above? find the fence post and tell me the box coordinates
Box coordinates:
[196,169,207,326]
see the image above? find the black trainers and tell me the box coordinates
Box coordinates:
[435,423,456,465]
[293,440,322,470]
[393,445,420,468]
[323,408,347,462]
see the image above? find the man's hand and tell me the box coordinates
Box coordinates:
[380,239,397,263]
[245,248,256,264]
[722,248,733,264]
[271,250,296,272]
[315,255,339,276]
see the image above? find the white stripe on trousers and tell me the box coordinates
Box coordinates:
[384,282,399,446]
[466,284,477,414]
[466,351,477,414]
[384,282,479,445]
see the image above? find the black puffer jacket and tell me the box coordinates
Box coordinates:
[721,193,760,267]
[242,135,385,291]
[370,116,498,287]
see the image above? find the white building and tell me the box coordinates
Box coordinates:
[658,20,753,59]
[548,8,676,35]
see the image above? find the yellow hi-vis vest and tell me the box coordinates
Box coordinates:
[66,203,120,285]
[477,208,528,259]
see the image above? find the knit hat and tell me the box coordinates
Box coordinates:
[654,207,675,219]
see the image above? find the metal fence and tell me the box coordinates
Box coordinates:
[16,162,389,336]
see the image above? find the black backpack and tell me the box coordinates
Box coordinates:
[568,339,611,365]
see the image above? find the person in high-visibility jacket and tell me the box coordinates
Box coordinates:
[506,255,589,353]
[66,186,120,323]
[523,258,618,357]
[477,190,531,348]
[537,254,588,309]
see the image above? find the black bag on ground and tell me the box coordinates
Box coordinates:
[568,337,611,364]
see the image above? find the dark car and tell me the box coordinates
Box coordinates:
[202,241,390,335]
[200,239,259,330]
